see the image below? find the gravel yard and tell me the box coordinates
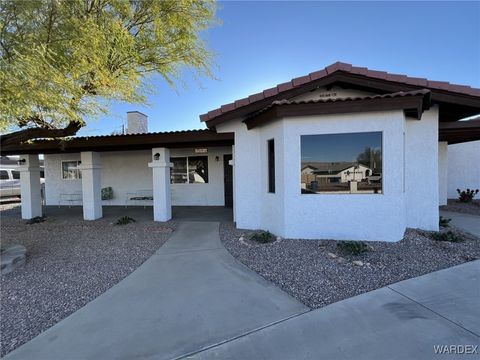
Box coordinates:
[220,223,480,309]
[0,204,176,357]
[440,199,480,216]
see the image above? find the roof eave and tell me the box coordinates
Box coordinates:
[243,93,431,130]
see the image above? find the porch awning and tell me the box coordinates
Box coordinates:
[439,120,480,144]
[0,129,234,155]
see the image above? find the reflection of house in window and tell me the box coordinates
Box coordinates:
[171,156,209,184]
[300,132,382,194]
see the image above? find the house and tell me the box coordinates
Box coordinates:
[2,62,480,241]
[300,162,374,194]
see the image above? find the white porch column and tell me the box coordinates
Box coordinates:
[229,145,236,222]
[18,154,42,219]
[148,148,172,222]
[438,141,448,206]
[79,152,102,220]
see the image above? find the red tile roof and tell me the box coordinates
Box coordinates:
[200,62,480,124]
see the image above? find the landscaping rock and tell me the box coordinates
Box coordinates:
[327,252,337,259]
[352,260,364,266]
[220,223,480,312]
[336,257,346,264]
[0,245,26,275]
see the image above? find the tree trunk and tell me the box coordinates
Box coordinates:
[0,121,83,148]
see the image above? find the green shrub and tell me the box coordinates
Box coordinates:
[433,231,463,243]
[337,241,369,255]
[439,216,451,228]
[115,216,136,225]
[250,231,275,244]
[25,216,45,224]
[456,188,479,203]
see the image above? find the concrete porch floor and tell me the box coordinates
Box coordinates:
[0,205,233,222]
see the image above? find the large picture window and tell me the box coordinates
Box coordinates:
[300,132,382,194]
[170,156,208,184]
[62,161,82,180]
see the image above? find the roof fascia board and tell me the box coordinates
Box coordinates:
[244,95,428,130]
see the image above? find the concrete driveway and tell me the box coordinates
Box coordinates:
[4,222,308,360]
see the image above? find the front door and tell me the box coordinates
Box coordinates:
[223,154,233,208]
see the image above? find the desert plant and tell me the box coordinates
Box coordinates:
[25,216,45,224]
[433,231,463,243]
[337,241,369,255]
[456,188,479,203]
[439,216,452,228]
[250,231,275,244]
[115,216,136,225]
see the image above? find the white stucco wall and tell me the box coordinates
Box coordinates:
[218,107,440,242]
[44,147,231,206]
[447,140,480,198]
[404,107,439,231]
[283,111,406,242]
[438,141,448,206]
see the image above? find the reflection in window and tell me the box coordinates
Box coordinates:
[300,132,382,194]
[171,156,208,184]
[62,161,82,180]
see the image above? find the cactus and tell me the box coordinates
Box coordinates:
[456,188,479,203]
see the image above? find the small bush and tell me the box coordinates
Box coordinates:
[433,231,463,243]
[115,216,136,225]
[25,216,46,224]
[337,241,369,255]
[456,188,479,203]
[439,216,451,228]
[250,231,275,244]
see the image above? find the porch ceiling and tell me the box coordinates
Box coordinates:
[439,119,480,144]
[0,130,234,155]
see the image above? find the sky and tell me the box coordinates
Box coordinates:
[301,132,382,163]
[78,1,480,137]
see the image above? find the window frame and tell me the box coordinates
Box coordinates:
[61,160,82,180]
[300,131,383,195]
[170,155,209,184]
[267,138,275,193]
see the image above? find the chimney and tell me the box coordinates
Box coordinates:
[127,111,148,134]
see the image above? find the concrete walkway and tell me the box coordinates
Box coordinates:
[4,222,307,360]
[440,210,480,237]
[193,261,480,360]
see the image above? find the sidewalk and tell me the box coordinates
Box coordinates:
[440,210,480,237]
[193,261,480,360]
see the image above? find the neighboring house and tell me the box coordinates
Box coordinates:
[2,62,480,241]
[301,162,374,194]
[446,140,480,199]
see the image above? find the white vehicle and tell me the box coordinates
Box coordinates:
[0,168,21,198]
[0,168,45,199]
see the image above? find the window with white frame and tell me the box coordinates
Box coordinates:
[170,156,208,184]
[62,161,82,180]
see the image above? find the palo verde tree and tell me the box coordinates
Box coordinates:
[0,0,216,147]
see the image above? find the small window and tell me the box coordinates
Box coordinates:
[12,170,20,179]
[170,156,208,184]
[62,161,82,180]
[268,139,275,193]
[0,170,9,180]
